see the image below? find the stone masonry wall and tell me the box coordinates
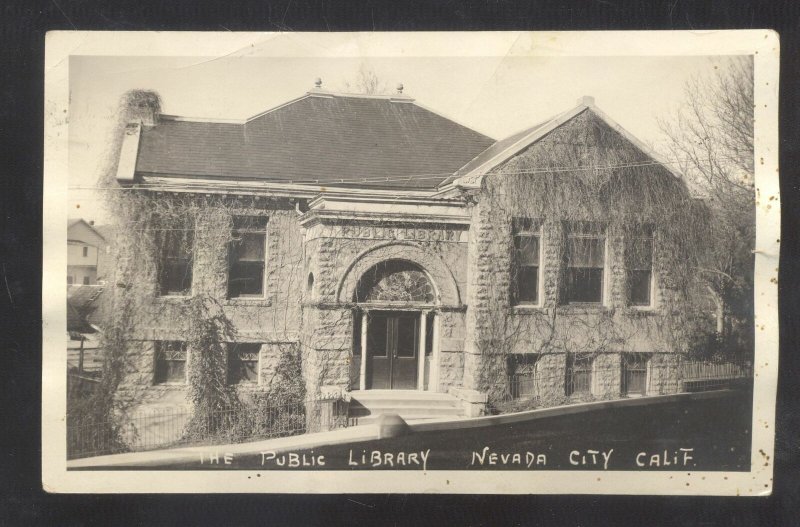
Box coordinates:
[462,109,690,402]
[300,219,469,395]
[115,203,305,408]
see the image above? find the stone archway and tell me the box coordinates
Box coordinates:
[337,242,462,307]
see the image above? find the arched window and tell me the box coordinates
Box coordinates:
[354,260,434,304]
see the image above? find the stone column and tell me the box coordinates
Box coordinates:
[430,312,441,392]
[360,311,368,391]
[417,311,427,390]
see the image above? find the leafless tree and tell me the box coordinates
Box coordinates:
[342,64,388,95]
[658,57,755,357]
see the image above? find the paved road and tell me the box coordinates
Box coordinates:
[154,389,752,471]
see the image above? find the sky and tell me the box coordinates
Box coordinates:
[68,53,740,224]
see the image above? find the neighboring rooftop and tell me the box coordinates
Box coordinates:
[134,86,495,190]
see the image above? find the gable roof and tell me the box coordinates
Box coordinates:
[67,218,107,243]
[442,96,682,190]
[134,92,495,190]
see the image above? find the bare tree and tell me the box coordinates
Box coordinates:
[342,64,388,95]
[658,57,755,358]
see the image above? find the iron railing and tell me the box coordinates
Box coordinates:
[67,394,349,460]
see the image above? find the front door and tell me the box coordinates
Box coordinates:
[366,312,419,389]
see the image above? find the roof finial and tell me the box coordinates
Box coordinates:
[578,95,595,107]
[396,83,404,94]
[314,77,322,88]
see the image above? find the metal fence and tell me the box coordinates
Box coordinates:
[67,395,349,460]
[501,357,753,404]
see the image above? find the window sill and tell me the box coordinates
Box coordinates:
[224,296,272,307]
[233,382,261,390]
[623,306,658,316]
[556,304,612,314]
[155,295,192,303]
[510,304,545,314]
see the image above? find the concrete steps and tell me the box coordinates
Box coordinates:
[348,390,464,425]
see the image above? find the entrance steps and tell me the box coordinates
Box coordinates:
[348,390,464,425]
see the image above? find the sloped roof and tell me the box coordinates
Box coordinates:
[67,218,107,242]
[135,92,495,190]
[445,97,682,189]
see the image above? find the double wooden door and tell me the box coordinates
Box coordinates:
[366,312,419,390]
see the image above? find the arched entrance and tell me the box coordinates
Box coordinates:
[353,260,437,391]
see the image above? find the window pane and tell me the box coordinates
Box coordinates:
[229,227,266,298]
[517,266,539,303]
[395,316,417,358]
[629,236,653,270]
[629,269,651,306]
[566,355,593,395]
[568,237,605,268]
[228,261,265,297]
[367,315,388,357]
[161,260,192,295]
[159,229,193,295]
[515,235,539,265]
[233,232,265,261]
[622,354,648,395]
[566,268,603,303]
[154,342,186,384]
[228,344,260,384]
[162,229,193,259]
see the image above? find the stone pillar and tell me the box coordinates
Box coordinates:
[536,353,567,402]
[359,311,368,391]
[647,353,681,395]
[417,311,427,390]
[462,195,512,396]
[430,312,441,392]
[592,353,622,397]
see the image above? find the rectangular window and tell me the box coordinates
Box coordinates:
[622,353,648,396]
[227,343,260,384]
[566,353,593,396]
[228,217,267,298]
[154,341,187,384]
[513,219,541,305]
[82,276,90,285]
[157,227,194,296]
[67,275,74,285]
[627,226,654,306]
[564,223,606,304]
[82,246,88,257]
[508,354,539,399]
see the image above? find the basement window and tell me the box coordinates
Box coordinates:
[512,218,542,305]
[227,343,261,384]
[154,341,187,384]
[507,354,539,399]
[228,217,267,298]
[622,353,648,396]
[564,222,606,304]
[627,226,654,307]
[566,353,593,396]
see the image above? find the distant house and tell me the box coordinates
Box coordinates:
[67,219,110,286]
